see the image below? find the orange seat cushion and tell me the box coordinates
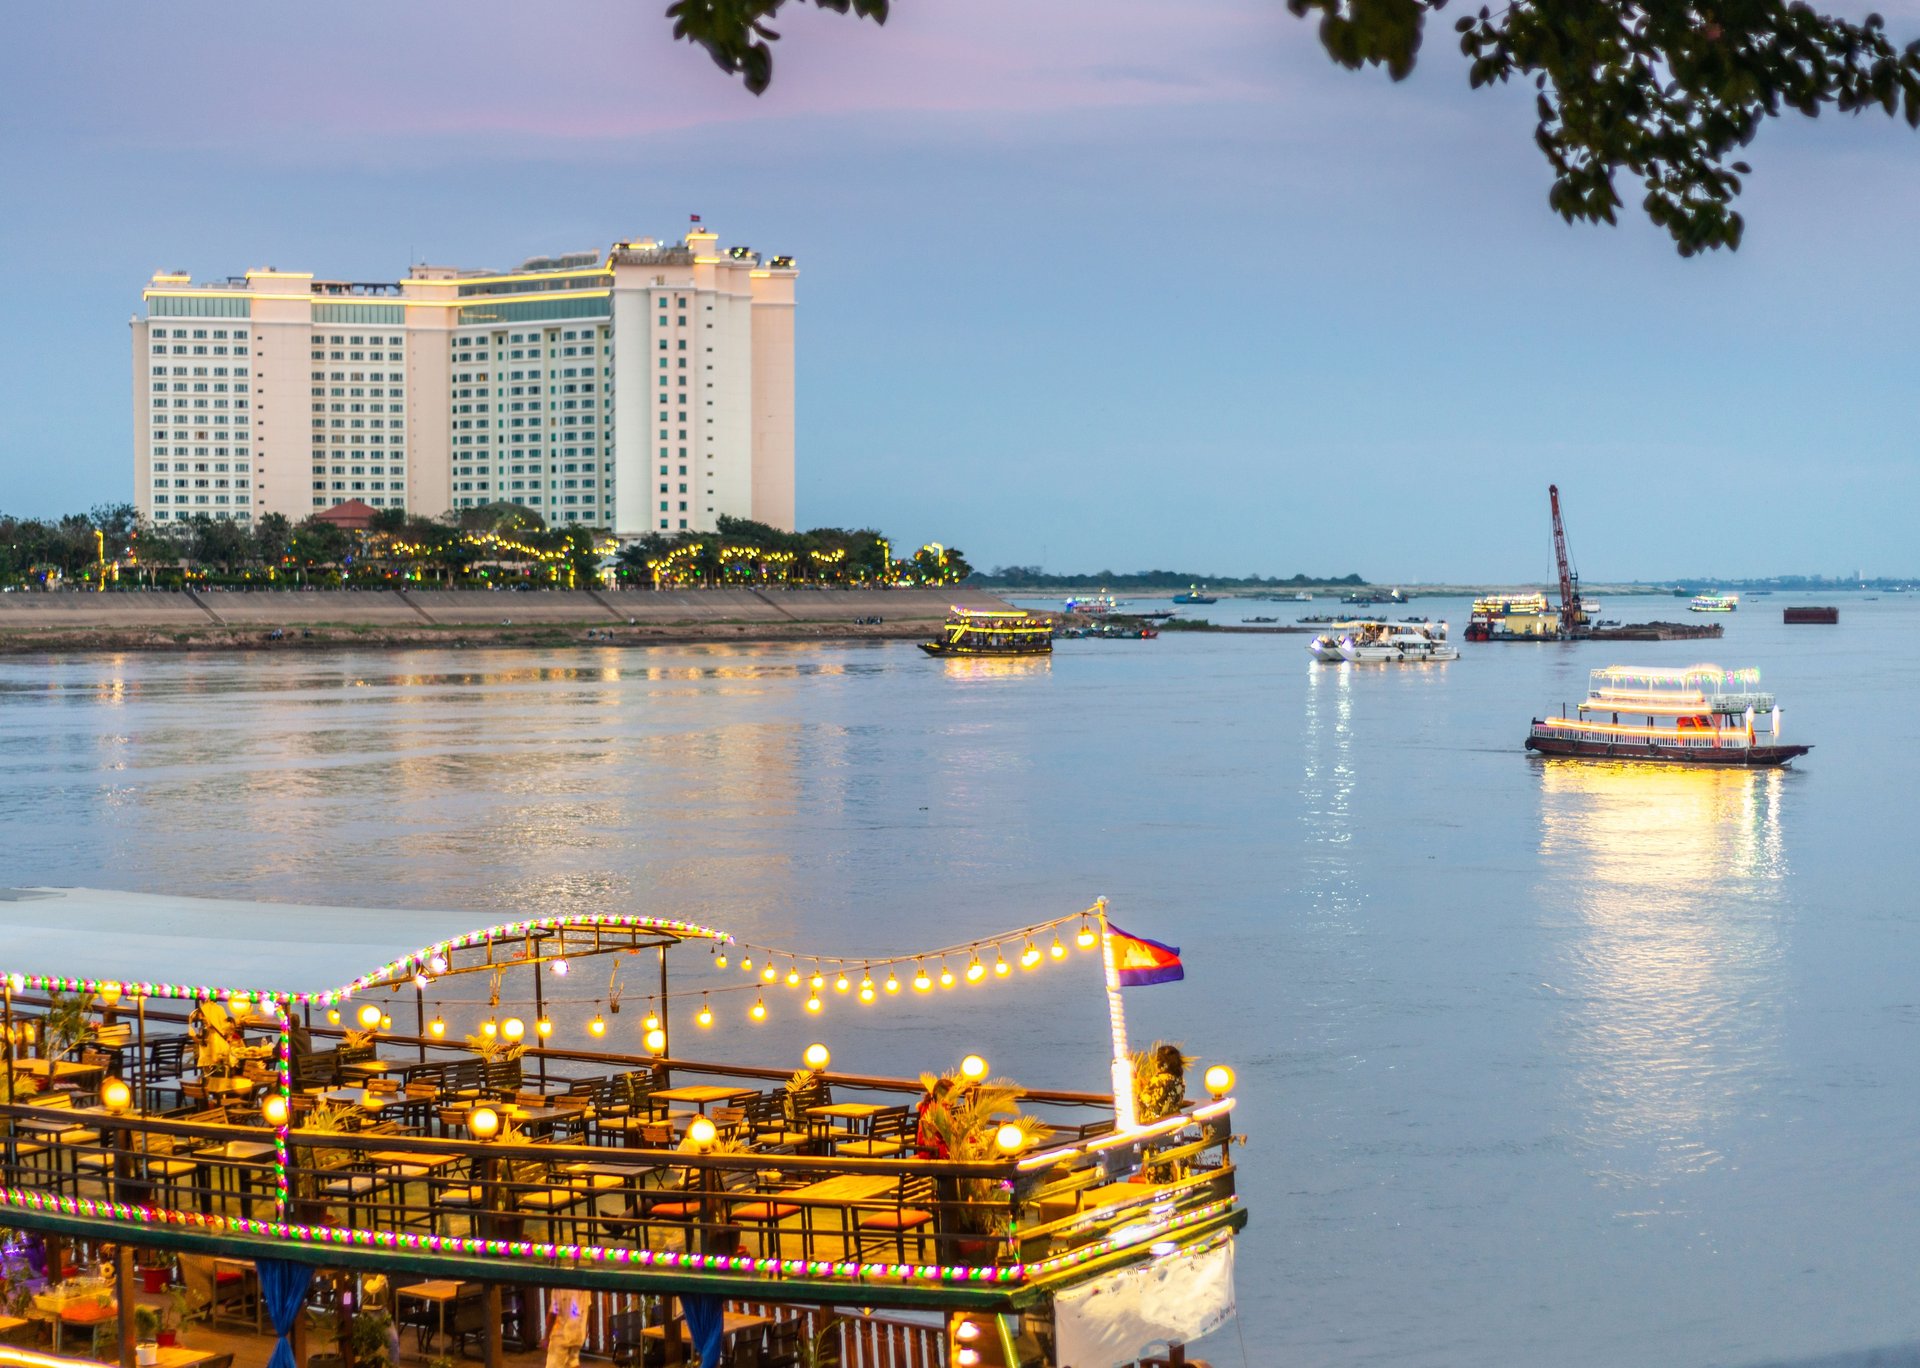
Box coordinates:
[858,1209,933,1231]
[730,1202,800,1222]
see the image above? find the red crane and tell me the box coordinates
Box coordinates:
[1548,484,1584,637]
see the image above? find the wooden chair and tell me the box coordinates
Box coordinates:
[834,1104,912,1158]
[746,1092,810,1151]
[854,1175,937,1262]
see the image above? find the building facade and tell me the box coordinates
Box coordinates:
[131,228,797,535]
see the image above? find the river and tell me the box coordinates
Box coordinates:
[1,592,1915,1366]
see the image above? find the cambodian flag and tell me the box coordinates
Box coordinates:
[1109,923,1184,986]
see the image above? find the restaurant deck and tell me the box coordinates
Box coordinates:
[0,890,1244,1368]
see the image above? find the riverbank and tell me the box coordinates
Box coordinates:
[0,587,1010,654]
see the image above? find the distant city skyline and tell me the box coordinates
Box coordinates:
[2,0,1916,581]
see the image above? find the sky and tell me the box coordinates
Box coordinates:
[1,0,1916,583]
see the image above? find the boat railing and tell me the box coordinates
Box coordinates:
[0,1091,1235,1291]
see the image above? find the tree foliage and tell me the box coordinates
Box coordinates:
[669,0,1920,254]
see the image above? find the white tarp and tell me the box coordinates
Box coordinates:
[1053,1237,1236,1368]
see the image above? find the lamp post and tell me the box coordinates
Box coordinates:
[101,1077,135,1368]
[466,1106,506,1368]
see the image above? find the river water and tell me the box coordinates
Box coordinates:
[2,593,1917,1367]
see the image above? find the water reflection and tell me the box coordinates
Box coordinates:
[1537,760,1789,1192]
[1299,664,1357,917]
[938,656,1052,682]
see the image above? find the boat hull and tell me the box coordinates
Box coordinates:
[1525,734,1810,766]
[919,642,1050,657]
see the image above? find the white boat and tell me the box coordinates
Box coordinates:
[1306,620,1364,662]
[1331,620,1459,664]
[1064,591,1125,616]
[1690,593,1738,613]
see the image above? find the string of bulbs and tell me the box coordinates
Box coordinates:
[326,907,1109,1043]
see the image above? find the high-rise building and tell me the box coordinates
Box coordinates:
[130,227,797,535]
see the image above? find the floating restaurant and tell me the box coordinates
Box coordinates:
[0,890,1241,1368]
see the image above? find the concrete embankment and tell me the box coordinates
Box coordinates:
[0,588,1011,654]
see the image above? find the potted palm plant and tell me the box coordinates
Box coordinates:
[914,1070,1049,1258]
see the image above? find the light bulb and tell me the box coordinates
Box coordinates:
[502,1017,525,1042]
[588,1015,607,1038]
[357,1003,383,1029]
[326,1009,341,1026]
[806,995,823,1014]
[688,1117,717,1147]
[261,1093,289,1127]
[913,966,932,993]
[412,973,429,991]
[785,967,801,987]
[1020,941,1041,969]
[644,1028,666,1053]
[965,957,985,984]
[741,956,753,973]
[379,1014,392,1030]
[1049,937,1067,960]
[100,1078,131,1113]
[960,1054,988,1082]
[749,998,767,1022]
[810,974,825,991]
[696,999,713,1028]
[939,963,956,989]
[714,952,728,969]
[482,1018,498,1038]
[428,1017,447,1039]
[883,972,901,995]
[643,1013,660,1032]
[858,984,876,1004]
[1077,923,1098,949]
[803,1043,830,1069]
[550,958,568,977]
[535,1018,553,1038]
[993,955,1011,978]
[994,1123,1026,1153]
[835,975,851,994]
[1204,1064,1235,1097]
[762,965,778,983]
[429,955,448,975]
[467,1106,500,1140]
[96,983,122,1008]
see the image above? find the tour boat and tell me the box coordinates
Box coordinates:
[1464,592,1552,642]
[1525,664,1810,766]
[1690,593,1739,613]
[920,607,1053,657]
[1063,592,1123,615]
[0,889,1244,1368]
[1172,586,1217,604]
[1328,621,1458,664]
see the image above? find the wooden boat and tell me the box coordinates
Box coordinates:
[919,608,1053,657]
[0,890,1245,1367]
[1526,664,1810,766]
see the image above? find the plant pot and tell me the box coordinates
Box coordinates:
[157,1330,178,1348]
[136,1342,160,1366]
[139,1268,171,1294]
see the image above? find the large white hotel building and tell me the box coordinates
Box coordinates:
[131,227,796,534]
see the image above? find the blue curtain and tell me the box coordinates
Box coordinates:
[680,1294,725,1368]
[258,1259,314,1368]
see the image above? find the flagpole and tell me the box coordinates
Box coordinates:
[1097,898,1138,1132]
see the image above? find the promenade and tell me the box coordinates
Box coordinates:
[0,588,1013,653]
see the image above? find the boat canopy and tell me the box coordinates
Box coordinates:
[0,886,727,1005]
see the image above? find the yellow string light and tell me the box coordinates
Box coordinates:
[939,961,956,989]
[1020,941,1042,970]
[805,995,823,1014]
[749,997,767,1022]
[785,966,801,987]
[965,956,986,984]
[994,953,1011,979]
[696,997,713,1028]
[835,974,851,994]
[913,963,932,993]
[1050,937,1067,960]
[883,971,901,995]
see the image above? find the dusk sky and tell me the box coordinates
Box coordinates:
[3,0,1915,582]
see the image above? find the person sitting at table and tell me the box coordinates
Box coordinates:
[543,1286,589,1368]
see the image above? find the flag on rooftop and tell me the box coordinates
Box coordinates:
[1108,923,1184,986]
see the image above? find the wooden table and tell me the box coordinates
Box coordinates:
[340,1058,405,1078]
[201,1076,263,1097]
[15,1059,103,1081]
[396,1280,464,1355]
[45,1297,116,1353]
[313,1086,406,1110]
[783,1172,900,1253]
[637,1306,771,1344]
[152,1347,221,1368]
[805,1101,887,1143]
[650,1085,756,1114]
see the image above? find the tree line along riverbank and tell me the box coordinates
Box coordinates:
[0,588,1011,654]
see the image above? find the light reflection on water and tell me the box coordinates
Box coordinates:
[1537,761,1789,1192]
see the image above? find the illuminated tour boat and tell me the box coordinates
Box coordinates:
[1308,621,1456,664]
[0,890,1241,1368]
[1525,664,1811,766]
[1463,593,1553,642]
[1061,592,1122,616]
[920,608,1054,658]
[1689,593,1739,613]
